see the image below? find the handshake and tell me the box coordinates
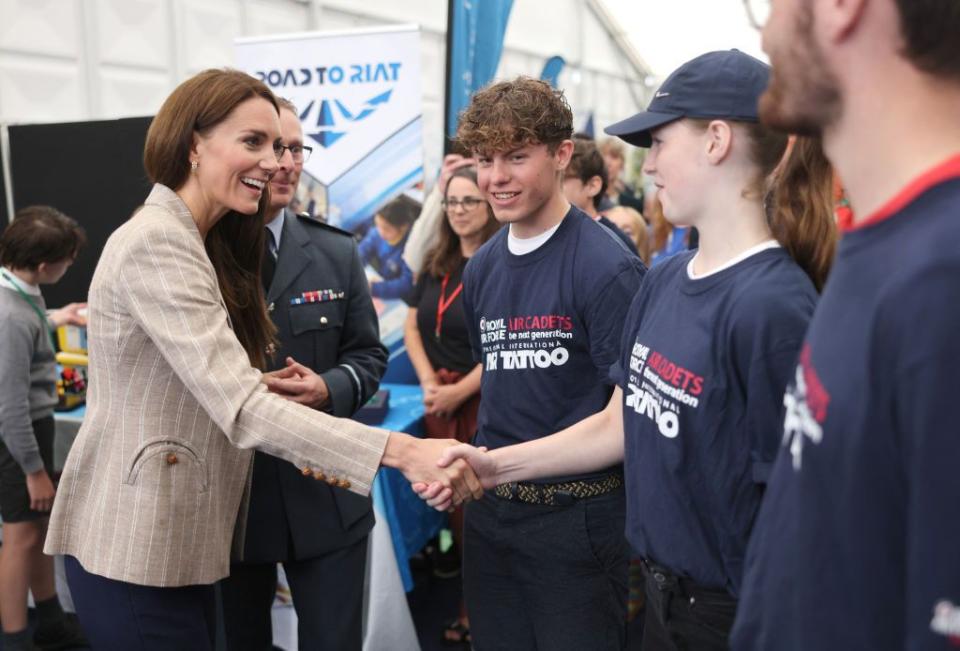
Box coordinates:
[264,358,497,510]
[387,436,498,511]
[390,432,500,511]
[302,435,496,511]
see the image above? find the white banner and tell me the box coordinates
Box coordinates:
[235,26,424,231]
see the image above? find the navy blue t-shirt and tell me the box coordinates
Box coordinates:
[463,206,644,480]
[732,158,960,651]
[611,246,816,595]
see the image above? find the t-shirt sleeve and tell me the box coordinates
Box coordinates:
[461,259,482,363]
[585,262,644,385]
[731,286,813,484]
[405,270,427,308]
[887,267,960,648]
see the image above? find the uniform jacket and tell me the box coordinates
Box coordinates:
[241,210,387,562]
[43,184,388,587]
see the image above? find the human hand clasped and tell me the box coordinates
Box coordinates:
[303,432,487,508]
[411,443,499,512]
[423,383,468,419]
[263,356,330,410]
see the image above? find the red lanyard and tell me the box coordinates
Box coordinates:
[435,273,463,340]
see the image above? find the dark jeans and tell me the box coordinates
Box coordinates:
[463,489,629,651]
[220,536,368,651]
[64,555,216,650]
[640,560,737,651]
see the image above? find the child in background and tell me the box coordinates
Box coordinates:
[563,137,640,256]
[0,205,88,651]
[358,195,418,301]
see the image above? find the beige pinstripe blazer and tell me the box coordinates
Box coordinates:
[44,184,389,587]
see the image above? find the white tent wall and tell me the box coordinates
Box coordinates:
[0,0,652,184]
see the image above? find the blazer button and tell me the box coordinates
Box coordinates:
[338,478,351,489]
[326,476,338,485]
[166,453,178,465]
[313,470,325,482]
[320,316,328,325]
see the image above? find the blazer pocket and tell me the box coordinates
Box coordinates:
[123,438,209,493]
[289,302,343,336]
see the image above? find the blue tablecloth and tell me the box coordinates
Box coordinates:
[53,383,442,593]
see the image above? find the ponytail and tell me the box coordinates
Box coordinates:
[756,130,838,291]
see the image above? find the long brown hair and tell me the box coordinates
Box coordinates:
[763,134,837,291]
[649,199,672,255]
[425,167,500,278]
[144,68,278,369]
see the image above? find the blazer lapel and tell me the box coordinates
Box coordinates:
[267,209,311,303]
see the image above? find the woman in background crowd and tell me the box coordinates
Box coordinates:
[42,68,480,650]
[404,166,499,646]
[598,137,645,213]
[606,205,651,266]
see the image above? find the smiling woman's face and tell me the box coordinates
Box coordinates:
[192,96,282,217]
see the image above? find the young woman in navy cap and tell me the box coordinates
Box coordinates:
[418,49,838,650]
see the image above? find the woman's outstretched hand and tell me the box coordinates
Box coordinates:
[412,444,497,511]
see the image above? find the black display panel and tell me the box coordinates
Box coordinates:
[7,117,153,306]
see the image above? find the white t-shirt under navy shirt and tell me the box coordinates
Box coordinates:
[732,154,960,651]
[463,206,645,481]
[610,243,817,595]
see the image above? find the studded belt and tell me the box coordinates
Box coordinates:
[493,473,623,506]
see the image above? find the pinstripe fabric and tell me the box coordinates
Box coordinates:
[44,184,389,587]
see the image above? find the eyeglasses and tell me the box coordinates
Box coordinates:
[442,197,486,211]
[276,143,313,163]
[743,0,770,30]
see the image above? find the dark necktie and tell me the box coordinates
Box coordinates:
[261,228,276,292]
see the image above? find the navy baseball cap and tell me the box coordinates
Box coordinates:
[605,49,770,148]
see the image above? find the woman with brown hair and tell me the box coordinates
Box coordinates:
[421,50,838,650]
[403,166,499,646]
[42,69,480,650]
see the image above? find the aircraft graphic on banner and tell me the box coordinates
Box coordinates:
[301,89,393,149]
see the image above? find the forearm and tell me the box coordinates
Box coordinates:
[453,364,482,399]
[490,388,625,484]
[380,430,412,471]
[373,271,413,300]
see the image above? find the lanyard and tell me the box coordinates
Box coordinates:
[435,273,463,341]
[0,271,57,353]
